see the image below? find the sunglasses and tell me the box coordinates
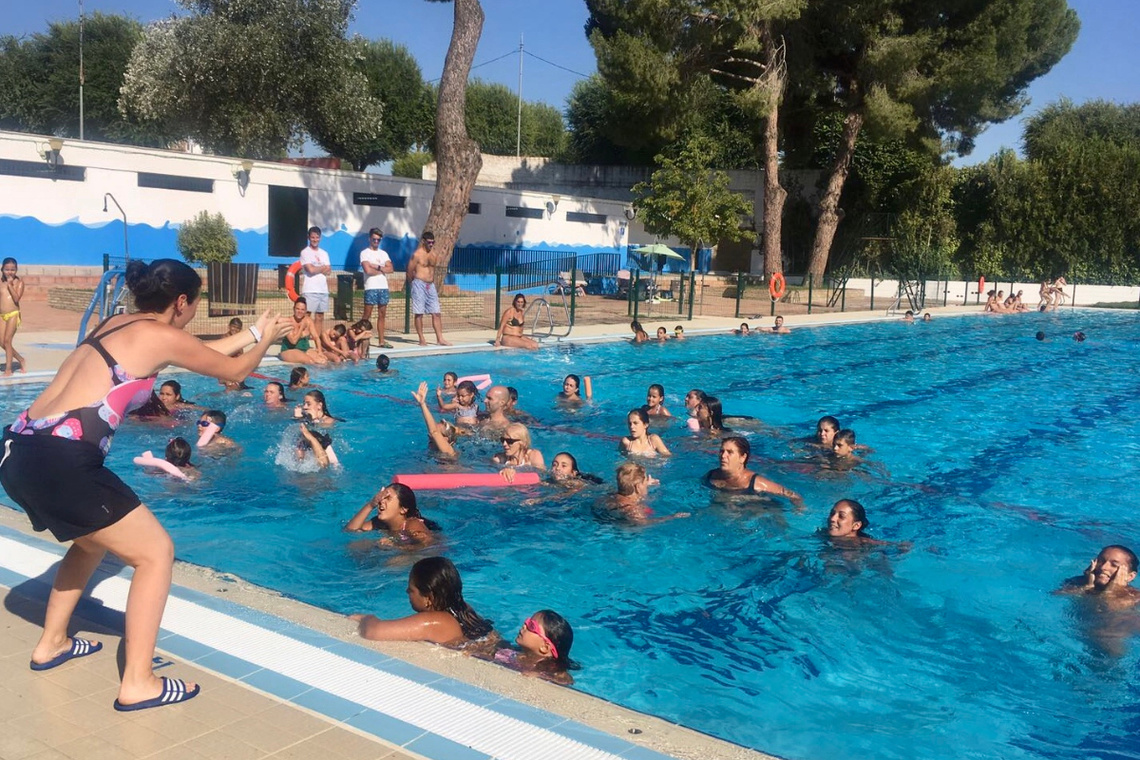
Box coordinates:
[523,617,558,659]
[197,420,212,427]
[501,437,520,445]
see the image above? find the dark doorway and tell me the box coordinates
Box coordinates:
[268,186,309,257]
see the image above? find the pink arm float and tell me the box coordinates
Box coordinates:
[133,451,190,481]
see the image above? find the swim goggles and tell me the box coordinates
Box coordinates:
[523,617,558,659]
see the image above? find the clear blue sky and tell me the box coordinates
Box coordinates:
[9,0,1139,165]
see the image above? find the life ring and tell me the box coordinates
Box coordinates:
[284,260,303,302]
[393,472,542,490]
[456,374,493,391]
[133,451,190,481]
[978,276,985,294]
[769,272,787,301]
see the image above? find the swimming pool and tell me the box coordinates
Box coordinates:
[2,310,1138,760]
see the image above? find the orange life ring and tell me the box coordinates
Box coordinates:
[769,272,787,301]
[284,260,303,302]
[978,276,986,294]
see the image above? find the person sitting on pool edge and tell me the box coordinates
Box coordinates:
[1057,545,1140,610]
[350,556,496,646]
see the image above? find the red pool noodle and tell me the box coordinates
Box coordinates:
[394,472,542,490]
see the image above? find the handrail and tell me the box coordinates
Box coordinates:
[523,287,573,340]
[77,267,127,345]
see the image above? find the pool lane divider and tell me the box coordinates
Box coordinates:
[0,523,676,760]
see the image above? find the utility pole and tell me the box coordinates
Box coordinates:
[79,0,85,140]
[515,34,523,157]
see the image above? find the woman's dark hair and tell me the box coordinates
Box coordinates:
[562,374,581,393]
[553,451,604,484]
[289,367,309,388]
[332,323,346,337]
[835,499,869,536]
[816,415,840,433]
[648,383,665,398]
[352,318,373,332]
[161,380,184,402]
[203,409,227,430]
[722,435,750,462]
[387,483,441,531]
[376,354,390,372]
[305,389,341,420]
[129,391,171,418]
[535,610,578,671]
[266,381,288,402]
[409,557,493,640]
[165,437,193,467]
[125,259,201,312]
[512,292,526,305]
[627,407,650,426]
[704,396,726,431]
[456,380,481,400]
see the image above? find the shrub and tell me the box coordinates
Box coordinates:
[177,211,237,264]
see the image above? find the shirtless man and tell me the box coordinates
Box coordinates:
[769,315,790,334]
[1057,545,1140,610]
[480,385,512,434]
[406,231,450,346]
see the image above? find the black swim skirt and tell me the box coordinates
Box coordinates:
[0,427,141,542]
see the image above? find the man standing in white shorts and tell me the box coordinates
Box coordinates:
[360,227,393,349]
[300,226,331,335]
[406,231,450,346]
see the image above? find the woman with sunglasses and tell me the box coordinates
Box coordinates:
[493,423,545,470]
[0,258,289,711]
[494,293,539,350]
[350,556,495,646]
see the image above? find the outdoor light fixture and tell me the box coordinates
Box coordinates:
[41,137,64,168]
[233,159,254,188]
[546,194,561,216]
[624,207,637,221]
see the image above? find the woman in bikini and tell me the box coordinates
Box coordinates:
[704,436,803,507]
[494,293,539,349]
[0,259,289,711]
[279,297,327,364]
[620,407,671,457]
[345,482,438,548]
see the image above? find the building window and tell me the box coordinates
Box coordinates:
[505,206,544,219]
[353,192,406,208]
[0,159,85,182]
[137,172,213,193]
[468,202,481,214]
[567,211,607,225]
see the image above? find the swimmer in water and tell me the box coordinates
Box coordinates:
[490,610,577,686]
[644,383,672,417]
[557,374,586,407]
[674,325,685,340]
[620,407,671,457]
[163,437,199,479]
[437,379,480,427]
[288,366,310,391]
[656,326,669,342]
[196,410,235,451]
[345,482,438,547]
[630,320,649,343]
[263,382,288,408]
[157,380,195,411]
[823,499,897,547]
[549,451,604,486]
[1057,545,1140,610]
[705,436,804,507]
[814,416,840,450]
[735,322,751,336]
[350,557,496,645]
[694,395,728,435]
[609,462,688,525]
[438,371,458,401]
[769,315,790,334]
[412,381,458,459]
[493,422,545,470]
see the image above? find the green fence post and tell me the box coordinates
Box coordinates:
[494,268,502,331]
[841,280,847,312]
[632,269,640,322]
[770,283,776,316]
[1070,280,1076,308]
[688,271,696,321]
[807,273,814,315]
[677,272,685,315]
[569,263,577,325]
[734,272,744,319]
[943,275,949,307]
[870,277,875,311]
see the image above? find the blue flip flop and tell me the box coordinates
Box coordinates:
[29,637,103,671]
[113,677,201,712]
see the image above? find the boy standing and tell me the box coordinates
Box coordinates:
[300,227,331,335]
[359,228,394,349]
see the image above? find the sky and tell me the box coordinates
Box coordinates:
[8,0,1139,166]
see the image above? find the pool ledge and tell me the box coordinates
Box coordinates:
[0,508,776,760]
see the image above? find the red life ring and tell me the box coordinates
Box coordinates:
[284,260,303,302]
[978,276,985,294]
[769,272,787,301]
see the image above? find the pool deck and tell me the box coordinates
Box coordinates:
[0,304,984,760]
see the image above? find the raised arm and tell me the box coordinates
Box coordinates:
[413,381,456,457]
[346,497,380,532]
[299,424,330,467]
[145,314,290,383]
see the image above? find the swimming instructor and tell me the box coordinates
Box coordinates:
[0,259,289,711]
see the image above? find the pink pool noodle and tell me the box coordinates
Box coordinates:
[393,472,541,490]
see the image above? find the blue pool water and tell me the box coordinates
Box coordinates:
[3,310,1139,760]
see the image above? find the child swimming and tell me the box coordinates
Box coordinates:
[644,384,672,417]
[491,610,577,685]
[437,379,480,426]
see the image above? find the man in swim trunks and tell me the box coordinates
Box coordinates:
[300,226,332,336]
[1057,545,1140,610]
[359,227,394,349]
[406,231,450,346]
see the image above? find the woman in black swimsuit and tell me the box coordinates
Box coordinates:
[704,436,804,507]
[0,259,289,712]
[494,293,539,350]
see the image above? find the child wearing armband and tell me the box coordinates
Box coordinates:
[164,438,199,479]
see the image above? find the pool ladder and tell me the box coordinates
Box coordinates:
[523,287,573,341]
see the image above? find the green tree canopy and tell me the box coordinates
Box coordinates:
[460,79,566,156]
[631,136,754,266]
[120,0,380,159]
[0,13,171,145]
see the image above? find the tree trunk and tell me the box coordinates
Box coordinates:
[806,109,863,280]
[424,0,484,275]
[759,24,787,279]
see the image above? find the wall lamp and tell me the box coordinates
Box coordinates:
[545,193,561,216]
[233,159,254,189]
[41,137,64,168]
